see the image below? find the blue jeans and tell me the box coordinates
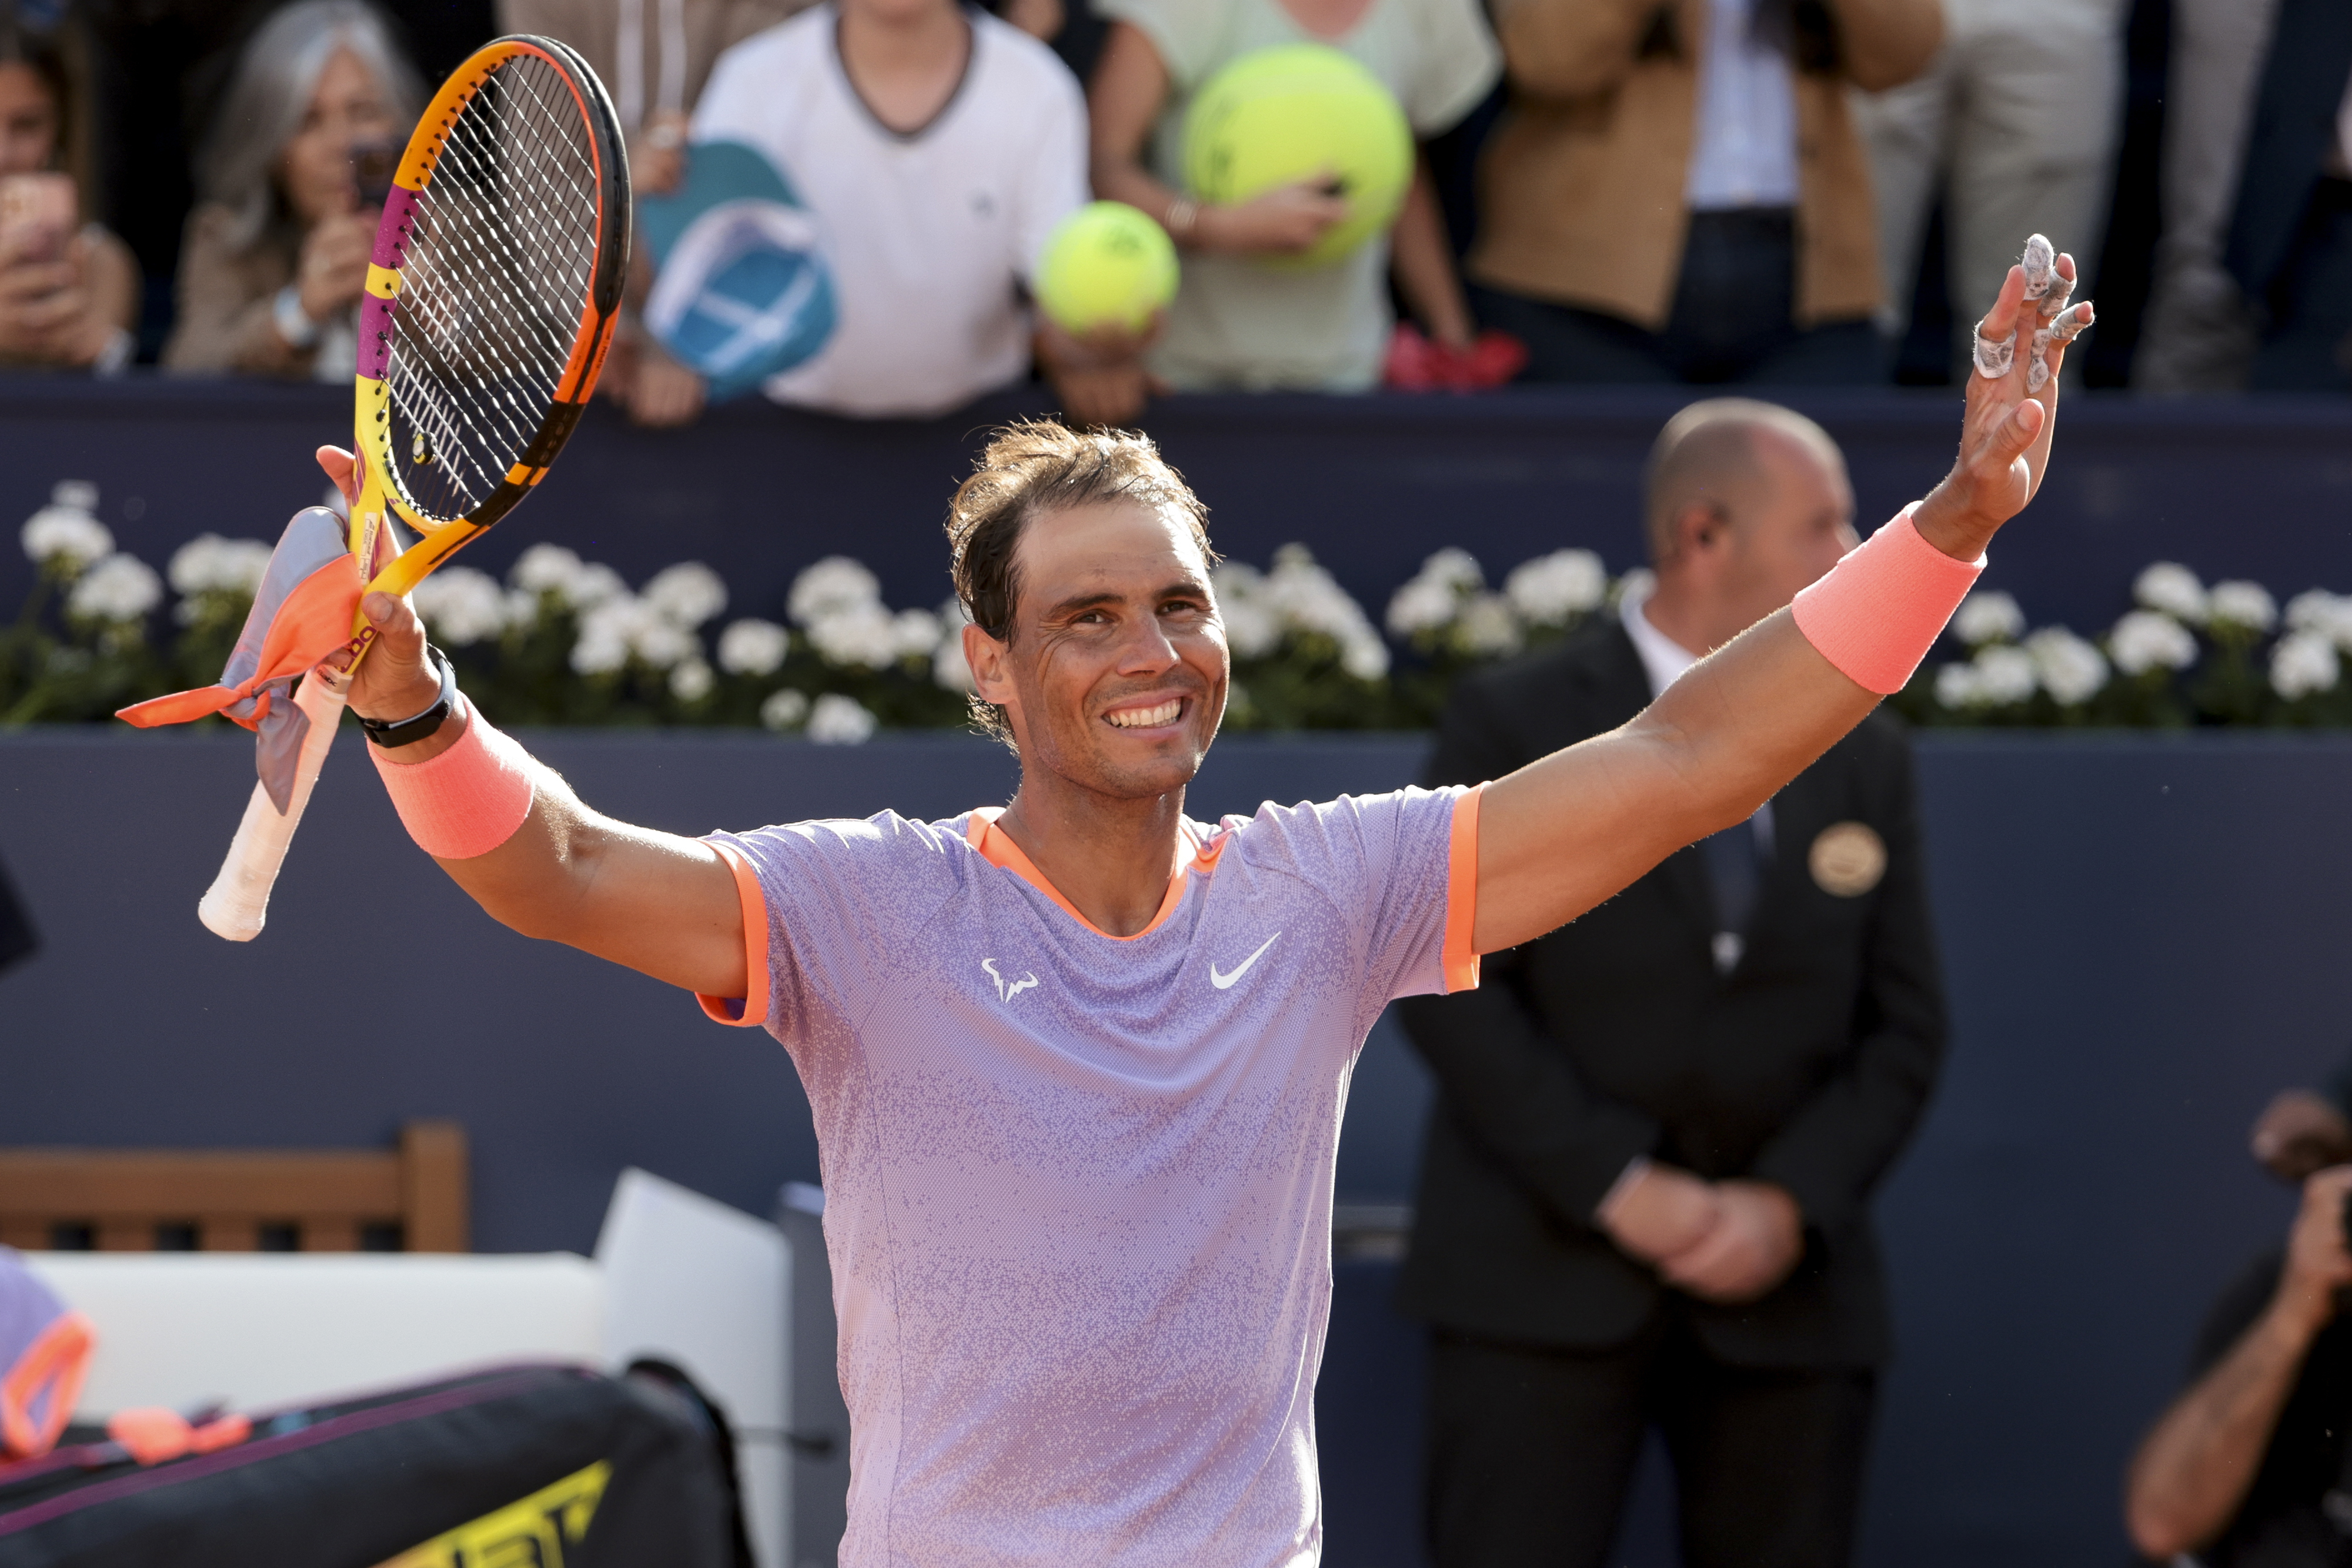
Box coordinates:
[1474,209,1882,386]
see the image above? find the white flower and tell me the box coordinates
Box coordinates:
[2024,626,2109,706]
[22,487,112,570]
[66,553,162,621]
[1457,594,1523,658]
[2285,590,2352,648]
[807,692,877,744]
[1385,549,1484,636]
[2134,562,2208,624]
[760,688,810,730]
[1953,590,2026,646]
[716,618,790,676]
[932,596,975,692]
[1339,629,1390,681]
[412,567,508,646]
[1220,598,1280,660]
[510,543,586,597]
[892,607,943,660]
[570,563,627,610]
[2207,580,2278,634]
[788,556,883,625]
[1972,644,2038,705]
[643,561,729,628]
[1613,567,1657,611]
[2109,609,2199,675]
[571,595,650,674]
[669,657,716,703]
[1386,576,1465,637]
[1933,662,1982,709]
[503,587,543,628]
[806,601,901,669]
[1267,545,1380,642]
[166,533,272,596]
[632,616,698,670]
[1504,550,1608,625]
[2271,631,2340,700]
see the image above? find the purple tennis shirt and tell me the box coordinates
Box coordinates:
[698,785,1482,1567]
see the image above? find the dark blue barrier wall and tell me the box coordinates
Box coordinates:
[4,378,2349,639]
[6,730,2352,1565]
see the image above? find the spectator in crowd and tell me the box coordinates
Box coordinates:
[1084,0,1501,392]
[1853,0,2124,380]
[2129,0,2279,394]
[2220,0,2352,393]
[0,14,137,373]
[2124,1156,2352,1559]
[1465,0,1939,386]
[684,0,1148,423]
[162,1,425,380]
[499,0,808,425]
[1398,399,1947,1567]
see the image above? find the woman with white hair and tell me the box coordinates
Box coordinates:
[162,0,425,379]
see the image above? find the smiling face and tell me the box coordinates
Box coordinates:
[964,499,1229,803]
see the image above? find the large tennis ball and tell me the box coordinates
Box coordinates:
[1036,201,1180,335]
[1182,43,1412,271]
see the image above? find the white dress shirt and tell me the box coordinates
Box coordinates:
[1683,0,1801,211]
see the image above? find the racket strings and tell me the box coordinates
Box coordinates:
[381,53,604,523]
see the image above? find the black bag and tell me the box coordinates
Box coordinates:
[0,1362,746,1567]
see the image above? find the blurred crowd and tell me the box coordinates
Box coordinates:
[0,0,2346,412]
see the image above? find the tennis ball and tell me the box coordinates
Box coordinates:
[1036,201,1180,335]
[1182,43,1413,271]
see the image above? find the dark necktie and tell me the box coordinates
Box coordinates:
[1700,815,1765,974]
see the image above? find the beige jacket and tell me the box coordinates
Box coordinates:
[160,203,315,377]
[496,0,811,128]
[1472,0,1942,329]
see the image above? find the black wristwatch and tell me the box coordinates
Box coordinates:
[359,644,459,749]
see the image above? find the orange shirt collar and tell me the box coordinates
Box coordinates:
[963,807,1221,941]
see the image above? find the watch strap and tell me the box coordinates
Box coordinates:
[360,645,459,749]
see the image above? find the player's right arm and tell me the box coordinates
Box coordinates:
[340,573,749,1002]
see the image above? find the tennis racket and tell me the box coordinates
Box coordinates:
[199,34,629,941]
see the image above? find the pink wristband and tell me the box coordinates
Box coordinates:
[1790,506,1984,695]
[370,696,536,859]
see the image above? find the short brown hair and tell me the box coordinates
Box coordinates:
[945,420,1215,743]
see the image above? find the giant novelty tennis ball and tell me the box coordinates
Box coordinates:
[1036,201,1181,334]
[1181,43,1412,271]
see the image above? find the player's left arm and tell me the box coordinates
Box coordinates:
[1471,256,2073,957]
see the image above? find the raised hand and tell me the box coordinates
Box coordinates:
[1912,236,2094,564]
[312,445,446,735]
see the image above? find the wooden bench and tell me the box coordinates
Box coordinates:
[0,1121,467,1252]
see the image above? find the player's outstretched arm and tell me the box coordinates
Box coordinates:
[319,451,746,999]
[1471,253,2084,957]
[343,586,748,997]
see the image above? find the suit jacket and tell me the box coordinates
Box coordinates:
[1395,618,1947,1369]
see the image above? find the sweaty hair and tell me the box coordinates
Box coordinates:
[945,419,1215,745]
[1642,398,1843,564]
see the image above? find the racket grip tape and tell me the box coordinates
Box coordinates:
[198,673,348,942]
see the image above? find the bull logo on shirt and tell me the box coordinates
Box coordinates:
[981,958,1038,1004]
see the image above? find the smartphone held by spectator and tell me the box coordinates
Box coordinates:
[0,15,138,375]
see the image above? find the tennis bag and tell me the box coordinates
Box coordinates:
[0,1362,748,1568]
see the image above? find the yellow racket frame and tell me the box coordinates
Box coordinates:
[342,35,628,666]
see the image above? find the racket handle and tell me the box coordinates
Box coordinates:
[198,673,349,942]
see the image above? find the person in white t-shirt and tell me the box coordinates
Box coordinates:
[690,0,1149,422]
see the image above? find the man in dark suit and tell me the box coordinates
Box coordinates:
[1398,398,1949,1568]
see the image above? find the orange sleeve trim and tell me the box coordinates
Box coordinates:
[1,1309,92,1459]
[963,808,1198,941]
[696,840,773,1028]
[1441,785,1484,993]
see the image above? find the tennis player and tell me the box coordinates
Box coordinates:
[332,257,2080,1566]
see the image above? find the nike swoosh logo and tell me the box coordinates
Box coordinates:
[1211,932,1281,990]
